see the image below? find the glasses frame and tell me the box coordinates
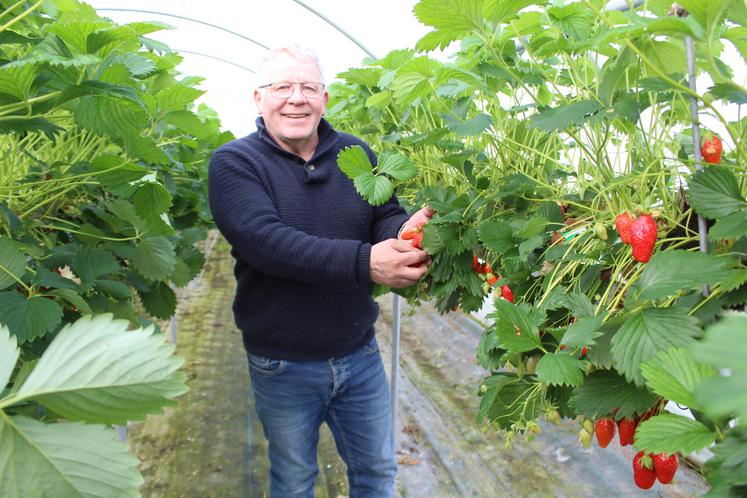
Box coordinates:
[258,81,326,99]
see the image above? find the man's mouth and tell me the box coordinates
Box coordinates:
[283,113,309,118]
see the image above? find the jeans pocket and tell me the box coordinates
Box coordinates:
[364,337,379,355]
[247,353,286,376]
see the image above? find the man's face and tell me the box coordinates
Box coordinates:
[254,54,328,154]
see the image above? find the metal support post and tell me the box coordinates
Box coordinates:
[390,293,401,442]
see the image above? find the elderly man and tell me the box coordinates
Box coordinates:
[208,45,432,497]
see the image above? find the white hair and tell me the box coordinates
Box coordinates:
[255,45,325,86]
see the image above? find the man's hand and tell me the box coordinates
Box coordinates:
[399,206,434,239]
[370,239,430,288]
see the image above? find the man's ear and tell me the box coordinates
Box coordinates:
[254,89,263,114]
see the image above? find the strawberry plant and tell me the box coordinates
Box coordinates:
[0,0,232,494]
[330,0,747,494]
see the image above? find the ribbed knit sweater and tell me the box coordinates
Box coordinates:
[208,118,409,360]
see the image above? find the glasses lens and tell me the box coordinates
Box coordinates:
[268,82,323,99]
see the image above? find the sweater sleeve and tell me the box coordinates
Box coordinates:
[208,150,371,286]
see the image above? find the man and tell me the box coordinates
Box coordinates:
[208,45,432,497]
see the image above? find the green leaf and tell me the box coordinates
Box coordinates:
[0,116,65,139]
[477,373,540,429]
[161,110,208,139]
[0,416,143,497]
[0,237,26,291]
[529,100,603,132]
[707,82,747,104]
[138,281,176,319]
[377,151,417,181]
[155,84,204,114]
[570,369,657,419]
[444,112,493,136]
[560,314,605,348]
[535,352,584,386]
[635,250,736,301]
[710,210,747,239]
[490,300,542,353]
[556,292,595,317]
[0,62,36,100]
[479,219,515,255]
[640,347,716,409]
[104,51,157,77]
[71,247,120,286]
[94,279,132,300]
[58,80,140,105]
[131,180,173,228]
[353,173,393,207]
[132,235,176,281]
[611,307,700,386]
[689,167,747,219]
[337,146,372,180]
[0,325,19,388]
[13,313,186,423]
[414,0,485,50]
[44,288,92,315]
[74,95,148,139]
[0,292,62,343]
[691,314,747,422]
[635,414,716,455]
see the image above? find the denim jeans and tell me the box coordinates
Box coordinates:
[248,337,396,498]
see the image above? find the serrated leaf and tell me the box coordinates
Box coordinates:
[71,247,120,286]
[640,347,716,409]
[44,288,92,315]
[0,325,19,388]
[161,110,208,139]
[132,180,172,228]
[535,352,584,386]
[377,151,417,181]
[0,116,65,139]
[0,416,143,497]
[689,167,747,219]
[477,373,540,429]
[479,219,515,255]
[13,313,186,424]
[58,80,140,105]
[132,235,176,280]
[561,314,605,348]
[635,414,716,455]
[570,369,657,419]
[557,292,595,317]
[337,146,372,180]
[0,62,36,100]
[74,95,148,139]
[707,82,747,104]
[94,279,132,300]
[635,250,735,301]
[444,112,493,136]
[0,292,62,343]
[353,173,393,207]
[611,308,700,386]
[155,84,204,114]
[104,51,157,77]
[338,67,382,86]
[710,210,747,239]
[0,237,26,291]
[490,300,542,353]
[138,281,176,319]
[529,100,603,132]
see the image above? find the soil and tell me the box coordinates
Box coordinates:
[125,235,710,498]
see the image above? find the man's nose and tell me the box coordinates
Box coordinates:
[287,84,306,103]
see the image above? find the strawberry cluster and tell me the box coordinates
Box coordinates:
[472,256,514,302]
[615,212,658,263]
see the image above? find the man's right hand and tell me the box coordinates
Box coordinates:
[369,239,430,288]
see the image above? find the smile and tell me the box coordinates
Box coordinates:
[283,113,309,118]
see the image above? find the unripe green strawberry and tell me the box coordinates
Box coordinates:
[653,453,678,484]
[630,214,657,263]
[633,451,656,490]
[594,418,615,448]
[594,222,608,241]
[615,212,634,244]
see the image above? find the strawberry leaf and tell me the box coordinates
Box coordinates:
[0,236,27,291]
[336,146,372,179]
[635,414,715,455]
[570,369,657,419]
[640,347,716,409]
[689,167,747,219]
[535,352,584,386]
[0,292,62,343]
[377,151,417,181]
[477,372,540,429]
[132,236,176,281]
[560,314,605,348]
[352,173,393,207]
[478,219,515,255]
[489,300,542,353]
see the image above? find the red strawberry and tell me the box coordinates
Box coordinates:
[615,212,635,244]
[653,453,678,484]
[581,346,589,357]
[617,417,638,446]
[594,418,615,448]
[630,214,657,263]
[401,227,419,240]
[472,255,482,272]
[486,273,498,285]
[482,262,492,274]
[633,451,657,490]
[701,134,722,164]
[412,231,424,249]
[500,284,514,303]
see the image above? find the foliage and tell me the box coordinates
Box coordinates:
[0,0,232,495]
[328,0,747,493]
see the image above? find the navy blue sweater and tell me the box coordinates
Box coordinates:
[208,118,409,360]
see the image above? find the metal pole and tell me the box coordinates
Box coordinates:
[685,34,711,296]
[390,293,401,441]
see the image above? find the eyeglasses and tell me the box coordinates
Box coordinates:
[259,81,325,99]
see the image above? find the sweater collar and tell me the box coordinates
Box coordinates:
[255,117,340,163]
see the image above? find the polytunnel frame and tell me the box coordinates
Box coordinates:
[98,0,715,463]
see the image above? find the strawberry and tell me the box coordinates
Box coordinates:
[472,255,482,272]
[401,227,419,240]
[617,417,638,446]
[594,418,615,448]
[615,212,635,244]
[412,231,424,249]
[701,134,722,164]
[633,451,657,490]
[500,284,514,303]
[486,273,498,286]
[581,346,589,357]
[630,214,657,263]
[652,453,678,484]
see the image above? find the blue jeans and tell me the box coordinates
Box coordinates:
[248,337,396,498]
